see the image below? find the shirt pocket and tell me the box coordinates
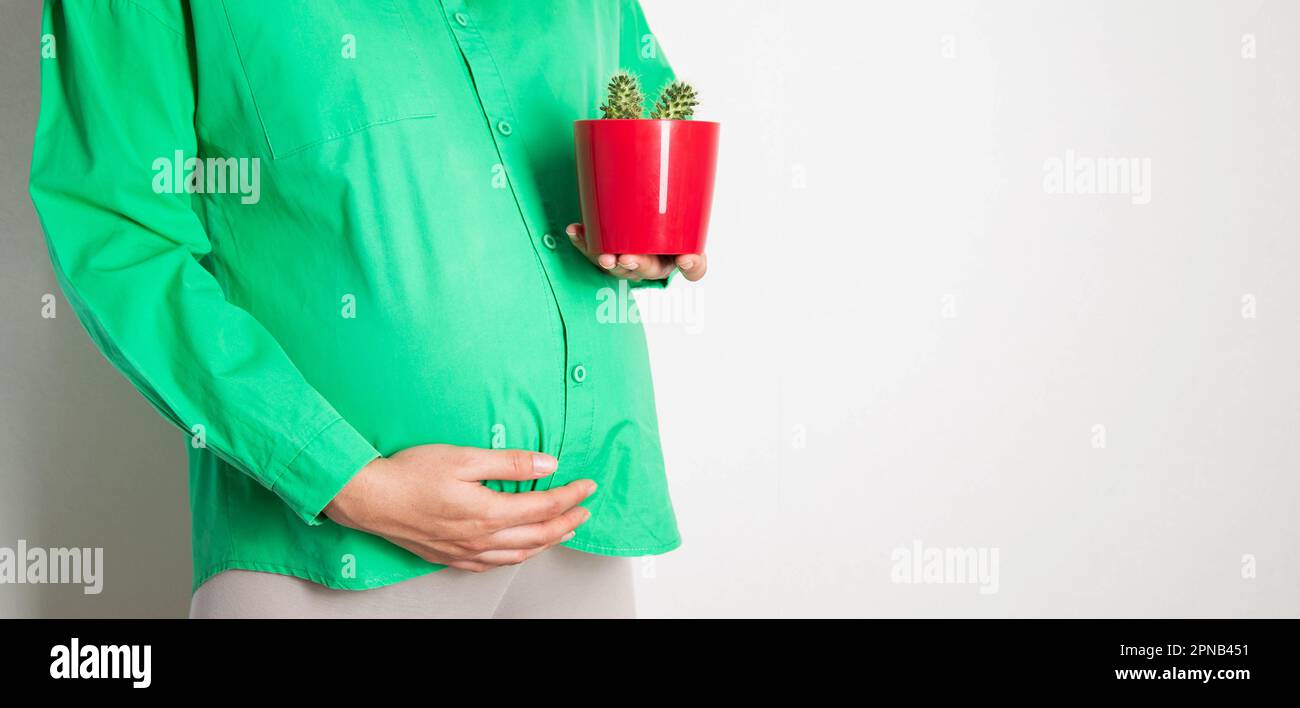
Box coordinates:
[221,0,436,159]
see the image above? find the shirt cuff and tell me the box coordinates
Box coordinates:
[271,417,381,526]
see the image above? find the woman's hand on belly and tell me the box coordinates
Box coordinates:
[324,445,596,572]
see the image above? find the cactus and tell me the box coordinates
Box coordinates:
[598,71,701,120]
[650,80,699,121]
[600,70,645,119]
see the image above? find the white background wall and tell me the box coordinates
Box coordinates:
[1,0,191,618]
[2,0,1297,618]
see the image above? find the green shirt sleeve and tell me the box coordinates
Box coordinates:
[620,0,683,288]
[28,0,380,526]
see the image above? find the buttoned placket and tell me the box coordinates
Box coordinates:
[436,1,594,488]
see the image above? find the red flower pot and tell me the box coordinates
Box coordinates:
[574,119,720,255]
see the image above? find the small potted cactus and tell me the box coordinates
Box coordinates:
[574,71,720,255]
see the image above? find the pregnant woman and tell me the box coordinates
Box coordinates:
[29,0,707,618]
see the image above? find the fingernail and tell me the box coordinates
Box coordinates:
[532,454,557,476]
[679,258,695,270]
[565,224,576,236]
[601,261,615,270]
[621,261,639,270]
[585,481,598,496]
[562,531,577,542]
[580,508,592,521]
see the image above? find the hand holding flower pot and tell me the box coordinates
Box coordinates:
[573,71,719,263]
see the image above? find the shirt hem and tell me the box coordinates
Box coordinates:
[560,535,682,556]
[192,535,682,595]
[192,559,447,595]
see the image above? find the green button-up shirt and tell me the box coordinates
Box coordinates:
[30,0,682,591]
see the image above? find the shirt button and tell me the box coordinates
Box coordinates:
[542,233,558,250]
[454,12,469,26]
[496,120,513,136]
[571,365,587,384]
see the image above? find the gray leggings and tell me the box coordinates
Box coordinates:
[189,546,635,619]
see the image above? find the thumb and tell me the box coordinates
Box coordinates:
[456,448,558,482]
